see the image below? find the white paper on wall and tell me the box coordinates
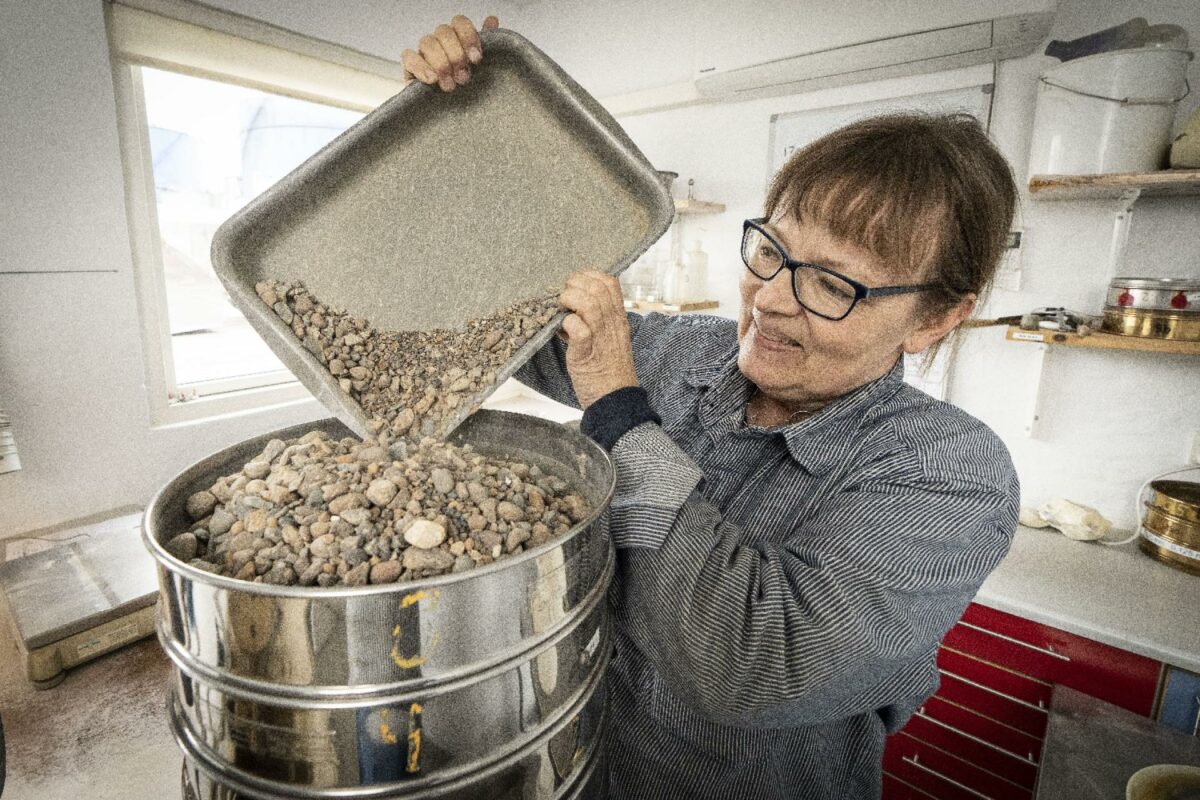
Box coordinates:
[767,82,993,401]
[0,403,21,474]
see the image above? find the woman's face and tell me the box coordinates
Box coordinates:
[737,214,945,408]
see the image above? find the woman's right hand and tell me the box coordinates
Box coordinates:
[402,15,500,93]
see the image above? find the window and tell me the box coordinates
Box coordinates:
[107,1,404,422]
[141,68,363,389]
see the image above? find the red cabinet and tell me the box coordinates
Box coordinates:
[882,603,1163,800]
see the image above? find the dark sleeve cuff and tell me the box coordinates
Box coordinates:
[580,386,661,451]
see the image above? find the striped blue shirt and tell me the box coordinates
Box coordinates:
[516,312,1019,799]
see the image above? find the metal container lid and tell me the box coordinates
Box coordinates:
[1110,277,1200,291]
[210,28,674,440]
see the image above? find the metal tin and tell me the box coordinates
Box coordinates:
[1101,306,1200,341]
[1138,532,1200,576]
[1139,480,1200,576]
[209,28,674,441]
[1147,480,1200,525]
[145,411,616,798]
[1106,278,1200,313]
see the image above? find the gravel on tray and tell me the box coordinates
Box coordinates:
[166,430,592,586]
[255,280,560,443]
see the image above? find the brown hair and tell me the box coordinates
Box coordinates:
[765,112,1016,342]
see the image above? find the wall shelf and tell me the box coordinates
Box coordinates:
[674,198,726,215]
[1003,325,1200,439]
[1028,170,1200,200]
[625,299,720,314]
[1026,170,1200,285]
[1005,325,1200,356]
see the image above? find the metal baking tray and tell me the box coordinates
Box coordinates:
[210,28,673,439]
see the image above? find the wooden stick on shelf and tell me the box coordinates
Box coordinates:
[674,198,726,215]
[1004,325,1200,356]
[1029,170,1200,200]
[625,299,720,314]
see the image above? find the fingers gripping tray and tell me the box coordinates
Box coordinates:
[209,28,673,440]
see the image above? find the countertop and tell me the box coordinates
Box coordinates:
[1036,685,1200,799]
[977,525,1200,672]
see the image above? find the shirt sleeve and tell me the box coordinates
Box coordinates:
[512,311,658,409]
[607,421,1019,729]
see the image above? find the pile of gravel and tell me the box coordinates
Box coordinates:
[255,280,559,442]
[166,430,590,587]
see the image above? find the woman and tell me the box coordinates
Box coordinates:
[404,17,1019,800]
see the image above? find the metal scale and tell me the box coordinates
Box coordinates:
[0,507,157,688]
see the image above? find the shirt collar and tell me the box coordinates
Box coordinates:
[685,348,906,474]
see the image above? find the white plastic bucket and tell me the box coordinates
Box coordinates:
[1028,47,1193,176]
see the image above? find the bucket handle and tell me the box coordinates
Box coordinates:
[1039,75,1191,105]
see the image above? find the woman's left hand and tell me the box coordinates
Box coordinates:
[558,270,639,410]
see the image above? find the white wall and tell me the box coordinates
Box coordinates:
[607,0,1200,529]
[1,0,1197,535]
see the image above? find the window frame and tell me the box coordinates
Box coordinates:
[106,1,404,426]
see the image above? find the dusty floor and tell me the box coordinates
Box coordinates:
[0,623,181,800]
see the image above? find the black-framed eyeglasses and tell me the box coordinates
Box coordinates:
[741,218,947,321]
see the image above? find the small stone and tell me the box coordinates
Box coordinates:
[208,508,236,536]
[165,532,198,562]
[262,439,287,463]
[430,468,455,495]
[403,547,455,572]
[244,509,270,533]
[496,501,524,523]
[370,560,402,584]
[449,540,466,556]
[529,522,553,547]
[476,530,503,552]
[309,534,337,559]
[264,562,297,585]
[392,408,416,434]
[339,507,371,526]
[559,495,589,523]
[298,561,323,586]
[505,526,531,553]
[479,497,498,522]
[281,525,305,549]
[228,532,256,552]
[322,482,348,502]
[243,460,271,480]
[329,359,346,376]
[467,514,487,532]
[404,519,446,550]
[328,493,367,515]
[451,554,475,573]
[467,482,489,505]
[357,446,387,463]
[186,491,217,521]
[366,479,398,507]
[344,562,370,586]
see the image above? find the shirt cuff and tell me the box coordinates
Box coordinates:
[608,422,705,549]
[580,386,661,451]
